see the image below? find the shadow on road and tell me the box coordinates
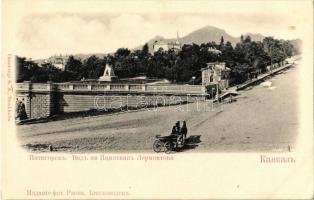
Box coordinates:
[177,135,202,152]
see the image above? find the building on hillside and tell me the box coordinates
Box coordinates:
[208,47,221,54]
[201,62,231,91]
[42,54,69,70]
[153,32,181,53]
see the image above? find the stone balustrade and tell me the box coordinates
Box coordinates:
[16,82,205,95]
[15,81,206,120]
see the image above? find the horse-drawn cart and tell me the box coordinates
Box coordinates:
[153,134,184,153]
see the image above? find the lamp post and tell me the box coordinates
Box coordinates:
[216,81,219,101]
[212,88,215,99]
[154,87,157,109]
[211,87,215,110]
[192,76,196,85]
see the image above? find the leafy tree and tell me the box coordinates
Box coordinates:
[114,48,131,58]
[16,57,37,82]
[65,56,82,72]
[141,43,150,57]
[16,34,299,85]
[81,55,106,79]
[244,35,252,43]
[262,37,286,65]
[221,41,235,68]
[240,35,244,43]
[219,36,225,50]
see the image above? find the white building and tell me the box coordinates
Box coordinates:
[43,54,69,70]
[153,32,181,53]
[201,62,231,90]
[208,47,221,54]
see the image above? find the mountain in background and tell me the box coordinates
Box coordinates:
[137,25,266,53]
[177,26,239,45]
[35,25,271,62]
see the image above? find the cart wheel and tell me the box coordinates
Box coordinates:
[153,140,163,153]
[164,141,172,154]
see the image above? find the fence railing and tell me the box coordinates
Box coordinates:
[16,82,205,95]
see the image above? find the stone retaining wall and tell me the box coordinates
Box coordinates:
[15,82,205,119]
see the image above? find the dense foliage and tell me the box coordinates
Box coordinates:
[16,36,300,85]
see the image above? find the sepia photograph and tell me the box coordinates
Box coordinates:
[14,9,302,154]
[2,0,313,199]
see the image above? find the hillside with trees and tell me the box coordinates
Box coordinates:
[16,36,301,85]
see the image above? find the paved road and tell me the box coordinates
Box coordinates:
[17,65,299,153]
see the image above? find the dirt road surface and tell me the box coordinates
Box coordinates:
[17,66,299,153]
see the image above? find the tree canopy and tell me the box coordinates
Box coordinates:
[16,38,300,85]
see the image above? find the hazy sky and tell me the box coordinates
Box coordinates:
[6,0,310,59]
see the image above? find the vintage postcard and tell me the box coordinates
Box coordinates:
[1,0,313,199]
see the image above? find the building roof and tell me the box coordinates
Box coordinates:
[201,62,230,71]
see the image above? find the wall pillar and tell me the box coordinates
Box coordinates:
[23,81,32,119]
[16,81,57,120]
[46,81,56,117]
[142,85,146,91]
